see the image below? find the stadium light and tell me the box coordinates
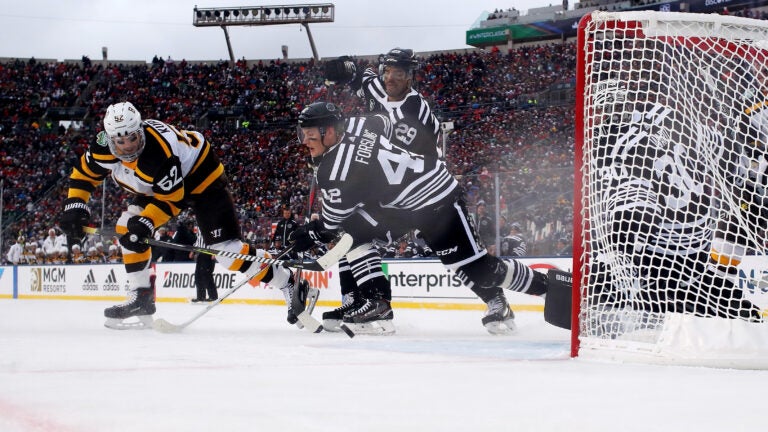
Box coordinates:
[192,4,335,63]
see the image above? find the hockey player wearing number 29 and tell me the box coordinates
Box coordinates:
[291,102,550,335]
[59,102,308,330]
[320,48,454,333]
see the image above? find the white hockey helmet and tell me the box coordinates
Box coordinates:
[103,102,146,162]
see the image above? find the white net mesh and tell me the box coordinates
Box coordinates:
[577,11,768,367]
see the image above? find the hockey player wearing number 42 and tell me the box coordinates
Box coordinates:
[289,102,554,335]
[321,49,460,334]
[59,101,309,330]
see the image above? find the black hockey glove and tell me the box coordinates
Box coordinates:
[287,220,337,252]
[60,198,91,238]
[324,56,356,84]
[119,216,154,253]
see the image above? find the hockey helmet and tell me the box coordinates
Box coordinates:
[298,101,344,129]
[298,101,344,140]
[381,48,418,72]
[103,102,146,162]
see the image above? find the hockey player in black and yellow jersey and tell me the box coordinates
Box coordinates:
[59,102,302,329]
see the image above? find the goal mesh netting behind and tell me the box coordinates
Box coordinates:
[574,11,768,368]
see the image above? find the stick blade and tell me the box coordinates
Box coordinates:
[296,311,323,333]
[152,318,185,333]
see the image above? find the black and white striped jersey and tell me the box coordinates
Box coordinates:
[352,67,442,158]
[315,114,458,231]
[592,102,717,259]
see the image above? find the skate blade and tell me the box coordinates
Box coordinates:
[343,320,396,336]
[297,311,323,333]
[104,315,154,330]
[484,319,517,335]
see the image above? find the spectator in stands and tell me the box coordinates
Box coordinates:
[555,237,571,256]
[71,244,86,264]
[500,222,528,257]
[42,228,60,257]
[475,202,495,248]
[6,236,24,265]
[107,244,122,264]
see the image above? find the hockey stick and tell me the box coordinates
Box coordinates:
[293,252,323,333]
[152,233,354,333]
[152,246,297,333]
[82,227,352,271]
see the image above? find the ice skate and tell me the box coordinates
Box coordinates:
[104,287,156,330]
[321,293,362,332]
[482,294,516,335]
[342,298,395,335]
[190,298,214,304]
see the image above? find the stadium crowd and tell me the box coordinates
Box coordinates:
[1,41,576,264]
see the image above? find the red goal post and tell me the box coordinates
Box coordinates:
[573,11,768,368]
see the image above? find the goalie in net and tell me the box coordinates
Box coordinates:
[585,40,766,332]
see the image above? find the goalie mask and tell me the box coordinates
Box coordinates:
[103,102,146,162]
[297,102,345,160]
[592,79,628,124]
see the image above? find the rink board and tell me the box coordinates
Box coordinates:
[1,256,766,309]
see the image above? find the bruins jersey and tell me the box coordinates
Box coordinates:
[316,114,457,231]
[68,119,224,226]
[352,67,441,158]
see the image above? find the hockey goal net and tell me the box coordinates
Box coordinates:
[574,11,768,368]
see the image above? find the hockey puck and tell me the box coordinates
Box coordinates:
[340,323,355,338]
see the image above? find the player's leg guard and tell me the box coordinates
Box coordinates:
[277,273,309,325]
[543,269,573,329]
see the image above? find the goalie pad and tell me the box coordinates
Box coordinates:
[544,269,572,330]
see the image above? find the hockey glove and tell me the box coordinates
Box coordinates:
[60,198,91,238]
[324,56,356,84]
[288,220,337,252]
[119,216,154,253]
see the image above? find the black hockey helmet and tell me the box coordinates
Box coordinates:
[297,102,345,157]
[297,101,344,129]
[380,48,418,72]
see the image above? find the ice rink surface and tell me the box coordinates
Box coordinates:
[1,299,765,432]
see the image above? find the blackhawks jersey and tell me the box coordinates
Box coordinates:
[351,67,441,158]
[68,119,224,226]
[592,102,716,260]
[316,114,458,231]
